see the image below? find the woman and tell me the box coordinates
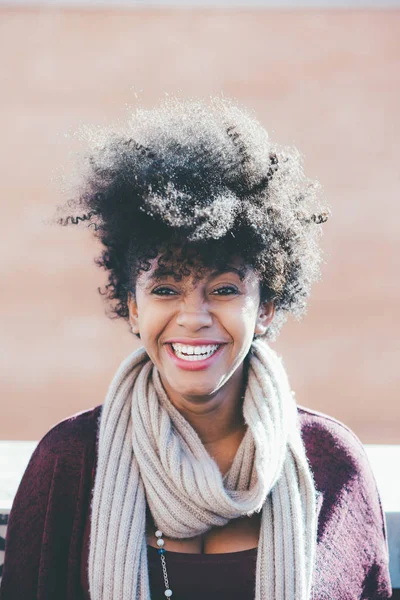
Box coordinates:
[0,97,391,600]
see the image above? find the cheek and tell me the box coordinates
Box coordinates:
[240,297,260,325]
[219,298,259,338]
[136,301,172,343]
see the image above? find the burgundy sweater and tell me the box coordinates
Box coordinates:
[0,405,392,600]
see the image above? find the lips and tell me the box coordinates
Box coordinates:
[165,342,226,371]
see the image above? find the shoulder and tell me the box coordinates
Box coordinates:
[297,405,370,487]
[297,404,365,453]
[34,404,102,461]
[297,405,387,551]
[7,405,103,532]
[19,405,103,488]
[296,405,387,538]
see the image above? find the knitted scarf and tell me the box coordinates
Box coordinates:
[88,339,318,599]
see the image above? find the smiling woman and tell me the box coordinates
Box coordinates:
[0,97,391,600]
[128,255,273,404]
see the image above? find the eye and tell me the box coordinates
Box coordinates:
[151,286,177,296]
[211,285,239,296]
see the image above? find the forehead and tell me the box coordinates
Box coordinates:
[137,254,252,284]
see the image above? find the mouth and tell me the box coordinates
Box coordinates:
[170,342,220,361]
[165,342,225,371]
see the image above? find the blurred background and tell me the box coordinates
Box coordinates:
[0,1,399,443]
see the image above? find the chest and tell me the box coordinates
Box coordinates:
[146,509,261,554]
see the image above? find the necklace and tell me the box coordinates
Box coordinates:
[155,529,173,598]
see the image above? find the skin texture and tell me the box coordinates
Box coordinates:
[128,255,274,554]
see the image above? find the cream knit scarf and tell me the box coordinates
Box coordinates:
[88,339,318,600]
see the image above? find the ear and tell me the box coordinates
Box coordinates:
[254,301,275,336]
[127,291,140,335]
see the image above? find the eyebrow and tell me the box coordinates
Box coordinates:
[146,265,247,283]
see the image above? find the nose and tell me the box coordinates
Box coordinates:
[175,293,213,331]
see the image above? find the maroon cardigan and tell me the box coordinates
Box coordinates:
[0,405,392,599]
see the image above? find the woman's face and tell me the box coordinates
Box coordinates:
[128,255,274,409]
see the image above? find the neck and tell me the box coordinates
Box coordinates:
[178,391,246,447]
[160,361,249,447]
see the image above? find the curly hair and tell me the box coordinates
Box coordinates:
[58,96,329,339]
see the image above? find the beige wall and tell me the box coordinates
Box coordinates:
[0,8,399,442]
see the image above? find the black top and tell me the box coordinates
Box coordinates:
[146,544,258,600]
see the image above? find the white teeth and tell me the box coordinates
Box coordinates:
[171,343,220,361]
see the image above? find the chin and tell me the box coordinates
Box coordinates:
[176,385,217,401]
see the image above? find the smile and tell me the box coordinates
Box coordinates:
[165,342,225,371]
[171,343,220,361]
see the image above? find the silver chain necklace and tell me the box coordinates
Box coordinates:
[154,529,173,598]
